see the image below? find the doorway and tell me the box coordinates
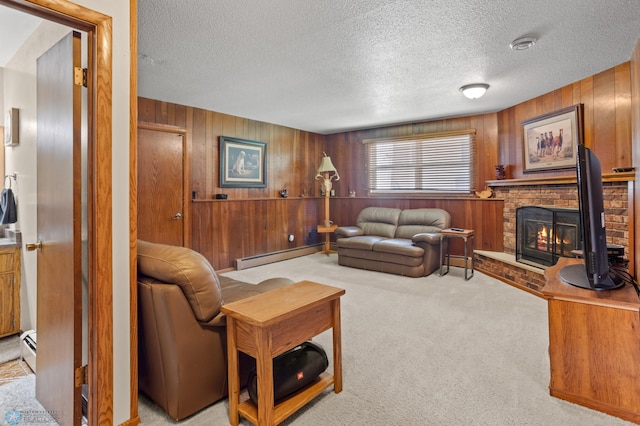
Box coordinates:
[0,0,116,424]
[137,123,190,247]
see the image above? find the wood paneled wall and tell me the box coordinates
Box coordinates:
[137,61,633,271]
[191,198,320,269]
[139,97,326,200]
[324,113,499,196]
[138,98,327,269]
[324,113,504,255]
[497,63,632,180]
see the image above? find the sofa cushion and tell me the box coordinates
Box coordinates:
[373,239,424,257]
[338,255,425,277]
[395,208,451,239]
[336,235,388,250]
[137,239,223,323]
[337,247,424,267]
[356,207,401,238]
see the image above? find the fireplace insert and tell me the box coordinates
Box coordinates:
[516,206,581,268]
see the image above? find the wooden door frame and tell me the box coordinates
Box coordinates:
[1,0,117,424]
[137,122,191,248]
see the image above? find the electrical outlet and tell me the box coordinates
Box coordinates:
[288,234,295,242]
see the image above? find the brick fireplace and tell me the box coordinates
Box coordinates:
[497,182,629,256]
[475,179,630,293]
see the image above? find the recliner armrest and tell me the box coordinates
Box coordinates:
[335,226,364,237]
[412,232,442,245]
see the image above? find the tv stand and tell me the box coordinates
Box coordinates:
[543,258,640,424]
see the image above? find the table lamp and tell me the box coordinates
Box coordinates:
[315,152,339,228]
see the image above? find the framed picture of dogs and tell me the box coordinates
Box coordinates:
[521,104,583,173]
[220,136,267,187]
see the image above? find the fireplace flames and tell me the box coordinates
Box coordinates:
[531,224,573,255]
[517,206,580,267]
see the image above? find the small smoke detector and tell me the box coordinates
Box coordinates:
[510,36,537,51]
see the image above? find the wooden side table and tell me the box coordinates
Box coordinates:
[221,280,345,426]
[317,224,338,254]
[439,228,475,280]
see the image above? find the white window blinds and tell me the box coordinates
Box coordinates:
[364,130,476,194]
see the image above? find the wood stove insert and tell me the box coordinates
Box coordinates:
[516,206,581,268]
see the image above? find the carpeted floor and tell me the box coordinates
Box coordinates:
[0,374,57,425]
[0,254,634,425]
[137,254,634,425]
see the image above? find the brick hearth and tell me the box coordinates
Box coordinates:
[475,250,546,294]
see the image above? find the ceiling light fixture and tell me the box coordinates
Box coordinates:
[510,36,537,51]
[459,83,489,99]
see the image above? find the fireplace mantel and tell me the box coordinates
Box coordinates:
[486,171,634,188]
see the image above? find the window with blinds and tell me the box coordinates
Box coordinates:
[364,130,476,194]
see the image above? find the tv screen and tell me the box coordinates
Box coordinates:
[558,144,623,290]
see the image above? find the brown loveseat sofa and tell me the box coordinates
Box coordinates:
[335,207,450,277]
[137,240,293,420]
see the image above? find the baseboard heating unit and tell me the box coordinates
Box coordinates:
[235,245,322,270]
[20,330,36,372]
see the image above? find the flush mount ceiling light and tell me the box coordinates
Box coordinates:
[510,36,537,51]
[459,83,489,99]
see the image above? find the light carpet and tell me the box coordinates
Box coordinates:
[0,374,57,425]
[138,254,633,425]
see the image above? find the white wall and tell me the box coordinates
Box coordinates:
[2,1,131,423]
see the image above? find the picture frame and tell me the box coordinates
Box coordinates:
[521,104,583,173]
[220,136,267,188]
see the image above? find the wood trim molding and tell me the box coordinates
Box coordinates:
[130,0,139,422]
[486,171,635,187]
[362,128,477,144]
[1,1,115,424]
[92,11,114,426]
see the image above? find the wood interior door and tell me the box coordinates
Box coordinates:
[35,30,83,425]
[137,126,186,246]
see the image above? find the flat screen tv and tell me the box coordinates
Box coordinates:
[558,144,623,290]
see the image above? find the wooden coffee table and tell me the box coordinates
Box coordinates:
[221,280,345,426]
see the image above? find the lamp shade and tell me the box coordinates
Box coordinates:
[317,155,338,174]
[460,83,489,99]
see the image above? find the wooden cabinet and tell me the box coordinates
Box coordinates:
[0,246,20,338]
[543,258,640,424]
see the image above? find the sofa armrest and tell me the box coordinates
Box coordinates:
[335,226,364,237]
[412,233,444,276]
[412,232,442,245]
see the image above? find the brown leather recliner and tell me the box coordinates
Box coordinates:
[137,239,293,420]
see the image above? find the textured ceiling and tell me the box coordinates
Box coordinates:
[3,2,639,135]
[137,0,640,135]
